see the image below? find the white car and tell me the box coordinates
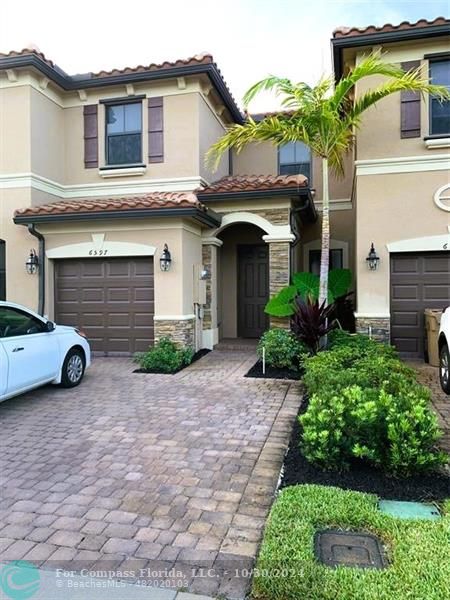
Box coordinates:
[438,306,450,395]
[0,301,91,402]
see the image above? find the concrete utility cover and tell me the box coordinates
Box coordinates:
[314,530,387,569]
[378,500,441,520]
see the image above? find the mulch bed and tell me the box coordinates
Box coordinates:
[281,394,450,501]
[134,348,210,375]
[245,360,302,380]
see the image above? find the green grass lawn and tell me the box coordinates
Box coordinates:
[252,485,450,600]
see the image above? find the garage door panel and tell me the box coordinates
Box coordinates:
[391,285,419,300]
[55,257,154,355]
[391,311,419,326]
[390,252,450,358]
[423,284,450,300]
[391,257,419,273]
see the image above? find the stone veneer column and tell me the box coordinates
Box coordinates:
[356,317,390,343]
[267,241,291,330]
[201,238,221,348]
[154,318,195,348]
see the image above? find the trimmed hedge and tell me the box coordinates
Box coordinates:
[300,332,447,476]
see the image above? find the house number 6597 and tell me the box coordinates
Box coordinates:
[89,249,108,256]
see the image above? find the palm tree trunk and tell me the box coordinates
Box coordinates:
[318,157,330,306]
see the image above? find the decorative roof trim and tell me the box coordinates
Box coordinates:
[332,17,450,80]
[0,50,243,124]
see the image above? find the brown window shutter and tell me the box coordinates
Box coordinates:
[400,61,421,138]
[148,97,164,163]
[83,105,98,168]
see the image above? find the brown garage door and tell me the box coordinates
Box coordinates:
[55,257,154,355]
[390,251,450,358]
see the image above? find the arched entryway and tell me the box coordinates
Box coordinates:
[218,223,269,339]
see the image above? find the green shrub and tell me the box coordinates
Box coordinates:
[134,337,194,374]
[257,328,307,371]
[303,343,415,395]
[300,331,446,475]
[301,378,446,476]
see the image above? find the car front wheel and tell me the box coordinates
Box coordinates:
[439,343,450,395]
[61,348,85,388]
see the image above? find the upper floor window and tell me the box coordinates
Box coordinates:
[106,102,142,165]
[279,141,311,182]
[430,60,450,135]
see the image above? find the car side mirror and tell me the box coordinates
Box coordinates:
[45,321,56,332]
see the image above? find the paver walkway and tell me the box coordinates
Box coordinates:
[0,349,302,599]
[409,361,450,453]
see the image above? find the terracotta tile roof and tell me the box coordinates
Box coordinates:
[14,192,206,218]
[0,48,215,78]
[0,48,242,122]
[198,174,308,195]
[333,16,449,38]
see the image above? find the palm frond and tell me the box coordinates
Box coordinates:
[243,76,297,107]
[349,76,450,120]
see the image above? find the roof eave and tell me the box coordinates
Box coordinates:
[0,55,243,124]
[331,23,450,79]
[197,186,311,202]
[13,207,222,228]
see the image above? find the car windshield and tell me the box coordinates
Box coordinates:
[0,306,44,338]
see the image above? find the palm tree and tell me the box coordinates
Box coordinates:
[207,52,450,305]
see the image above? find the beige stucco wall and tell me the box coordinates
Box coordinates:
[1,70,231,188]
[0,187,38,308]
[0,86,31,173]
[355,170,449,317]
[232,141,353,201]
[354,39,450,160]
[30,87,65,181]
[198,94,229,182]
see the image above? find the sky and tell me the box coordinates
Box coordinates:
[1,0,448,111]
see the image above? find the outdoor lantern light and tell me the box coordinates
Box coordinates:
[25,249,39,275]
[159,243,172,272]
[366,242,380,271]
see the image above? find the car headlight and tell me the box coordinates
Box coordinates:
[75,329,88,339]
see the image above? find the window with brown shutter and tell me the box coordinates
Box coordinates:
[400,61,421,138]
[83,105,98,168]
[148,97,164,163]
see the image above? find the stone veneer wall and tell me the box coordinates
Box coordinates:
[202,244,213,330]
[255,208,290,225]
[269,241,291,330]
[356,317,390,343]
[154,319,195,348]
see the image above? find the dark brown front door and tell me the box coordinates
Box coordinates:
[390,251,450,358]
[238,244,269,338]
[55,257,154,355]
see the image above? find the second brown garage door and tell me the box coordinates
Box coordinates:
[390,251,450,358]
[55,257,154,355]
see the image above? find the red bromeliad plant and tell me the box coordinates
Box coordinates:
[292,297,336,354]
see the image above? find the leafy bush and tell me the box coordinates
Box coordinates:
[134,337,194,374]
[300,332,446,475]
[303,343,412,395]
[265,268,352,317]
[257,328,307,371]
[301,381,446,476]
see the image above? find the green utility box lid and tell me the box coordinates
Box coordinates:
[378,500,440,520]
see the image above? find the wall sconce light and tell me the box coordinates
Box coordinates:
[366,242,380,271]
[159,243,172,272]
[26,249,39,274]
[200,268,209,280]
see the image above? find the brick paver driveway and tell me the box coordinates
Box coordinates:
[0,349,301,599]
